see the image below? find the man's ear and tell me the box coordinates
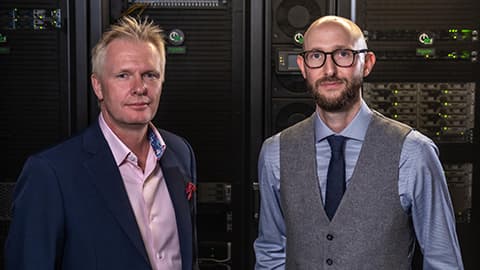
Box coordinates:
[363,51,376,77]
[91,73,104,101]
[297,54,307,79]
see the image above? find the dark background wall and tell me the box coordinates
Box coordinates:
[0,0,477,269]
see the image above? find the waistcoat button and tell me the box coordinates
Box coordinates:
[326,258,333,265]
[326,234,334,240]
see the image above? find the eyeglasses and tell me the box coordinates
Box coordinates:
[300,49,370,69]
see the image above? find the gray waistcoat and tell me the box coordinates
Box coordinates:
[280,111,414,270]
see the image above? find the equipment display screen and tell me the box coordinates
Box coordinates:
[288,54,298,69]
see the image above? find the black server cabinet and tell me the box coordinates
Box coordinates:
[0,0,74,266]
[353,0,479,268]
[265,0,333,136]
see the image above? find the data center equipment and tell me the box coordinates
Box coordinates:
[0,0,71,266]
[358,0,478,267]
[266,0,329,135]
[363,82,475,143]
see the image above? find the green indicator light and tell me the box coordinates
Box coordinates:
[443,127,448,131]
[171,34,181,42]
[394,114,398,118]
[166,46,186,54]
[394,89,399,94]
[444,102,449,106]
[436,131,441,136]
[0,34,6,43]
[0,47,10,54]
[416,48,435,57]
[393,102,398,106]
[294,33,304,45]
[447,52,457,59]
[461,29,472,33]
[297,36,304,44]
[443,90,449,94]
[444,115,448,118]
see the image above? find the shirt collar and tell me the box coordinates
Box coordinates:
[98,114,166,166]
[314,99,373,142]
[147,123,166,160]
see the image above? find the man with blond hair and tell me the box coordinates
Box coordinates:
[6,16,198,270]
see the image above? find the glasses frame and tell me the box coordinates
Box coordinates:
[300,48,370,69]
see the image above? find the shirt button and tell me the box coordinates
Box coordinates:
[156,252,163,260]
[326,258,333,265]
[326,234,334,241]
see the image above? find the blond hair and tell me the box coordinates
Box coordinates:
[91,16,166,81]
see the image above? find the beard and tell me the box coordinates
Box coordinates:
[307,75,363,112]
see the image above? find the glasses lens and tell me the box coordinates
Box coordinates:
[305,51,325,68]
[332,49,354,67]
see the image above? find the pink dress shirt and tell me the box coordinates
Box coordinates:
[99,114,182,270]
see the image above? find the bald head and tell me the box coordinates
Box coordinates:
[296,15,376,116]
[303,15,367,50]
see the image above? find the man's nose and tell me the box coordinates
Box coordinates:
[322,54,337,77]
[132,75,147,95]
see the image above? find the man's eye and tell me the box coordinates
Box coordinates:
[144,72,160,80]
[117,73,128,79]
[311,52,322,59]
[337,50,351,57]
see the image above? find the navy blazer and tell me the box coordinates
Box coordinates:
[5,121,198,270]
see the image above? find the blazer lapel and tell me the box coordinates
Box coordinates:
[82,123,150,265]
[161,151,193,269]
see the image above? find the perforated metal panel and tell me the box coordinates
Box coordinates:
[0,1,70,267]
[134,7,242,183]
[0,2,69,183]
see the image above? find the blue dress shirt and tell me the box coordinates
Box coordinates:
[254,101,464,270]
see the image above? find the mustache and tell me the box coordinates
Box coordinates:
[315,77,344,87]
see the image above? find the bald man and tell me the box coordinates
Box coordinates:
[254,16,463,269]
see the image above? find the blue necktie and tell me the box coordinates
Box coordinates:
[325,135,346,220]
